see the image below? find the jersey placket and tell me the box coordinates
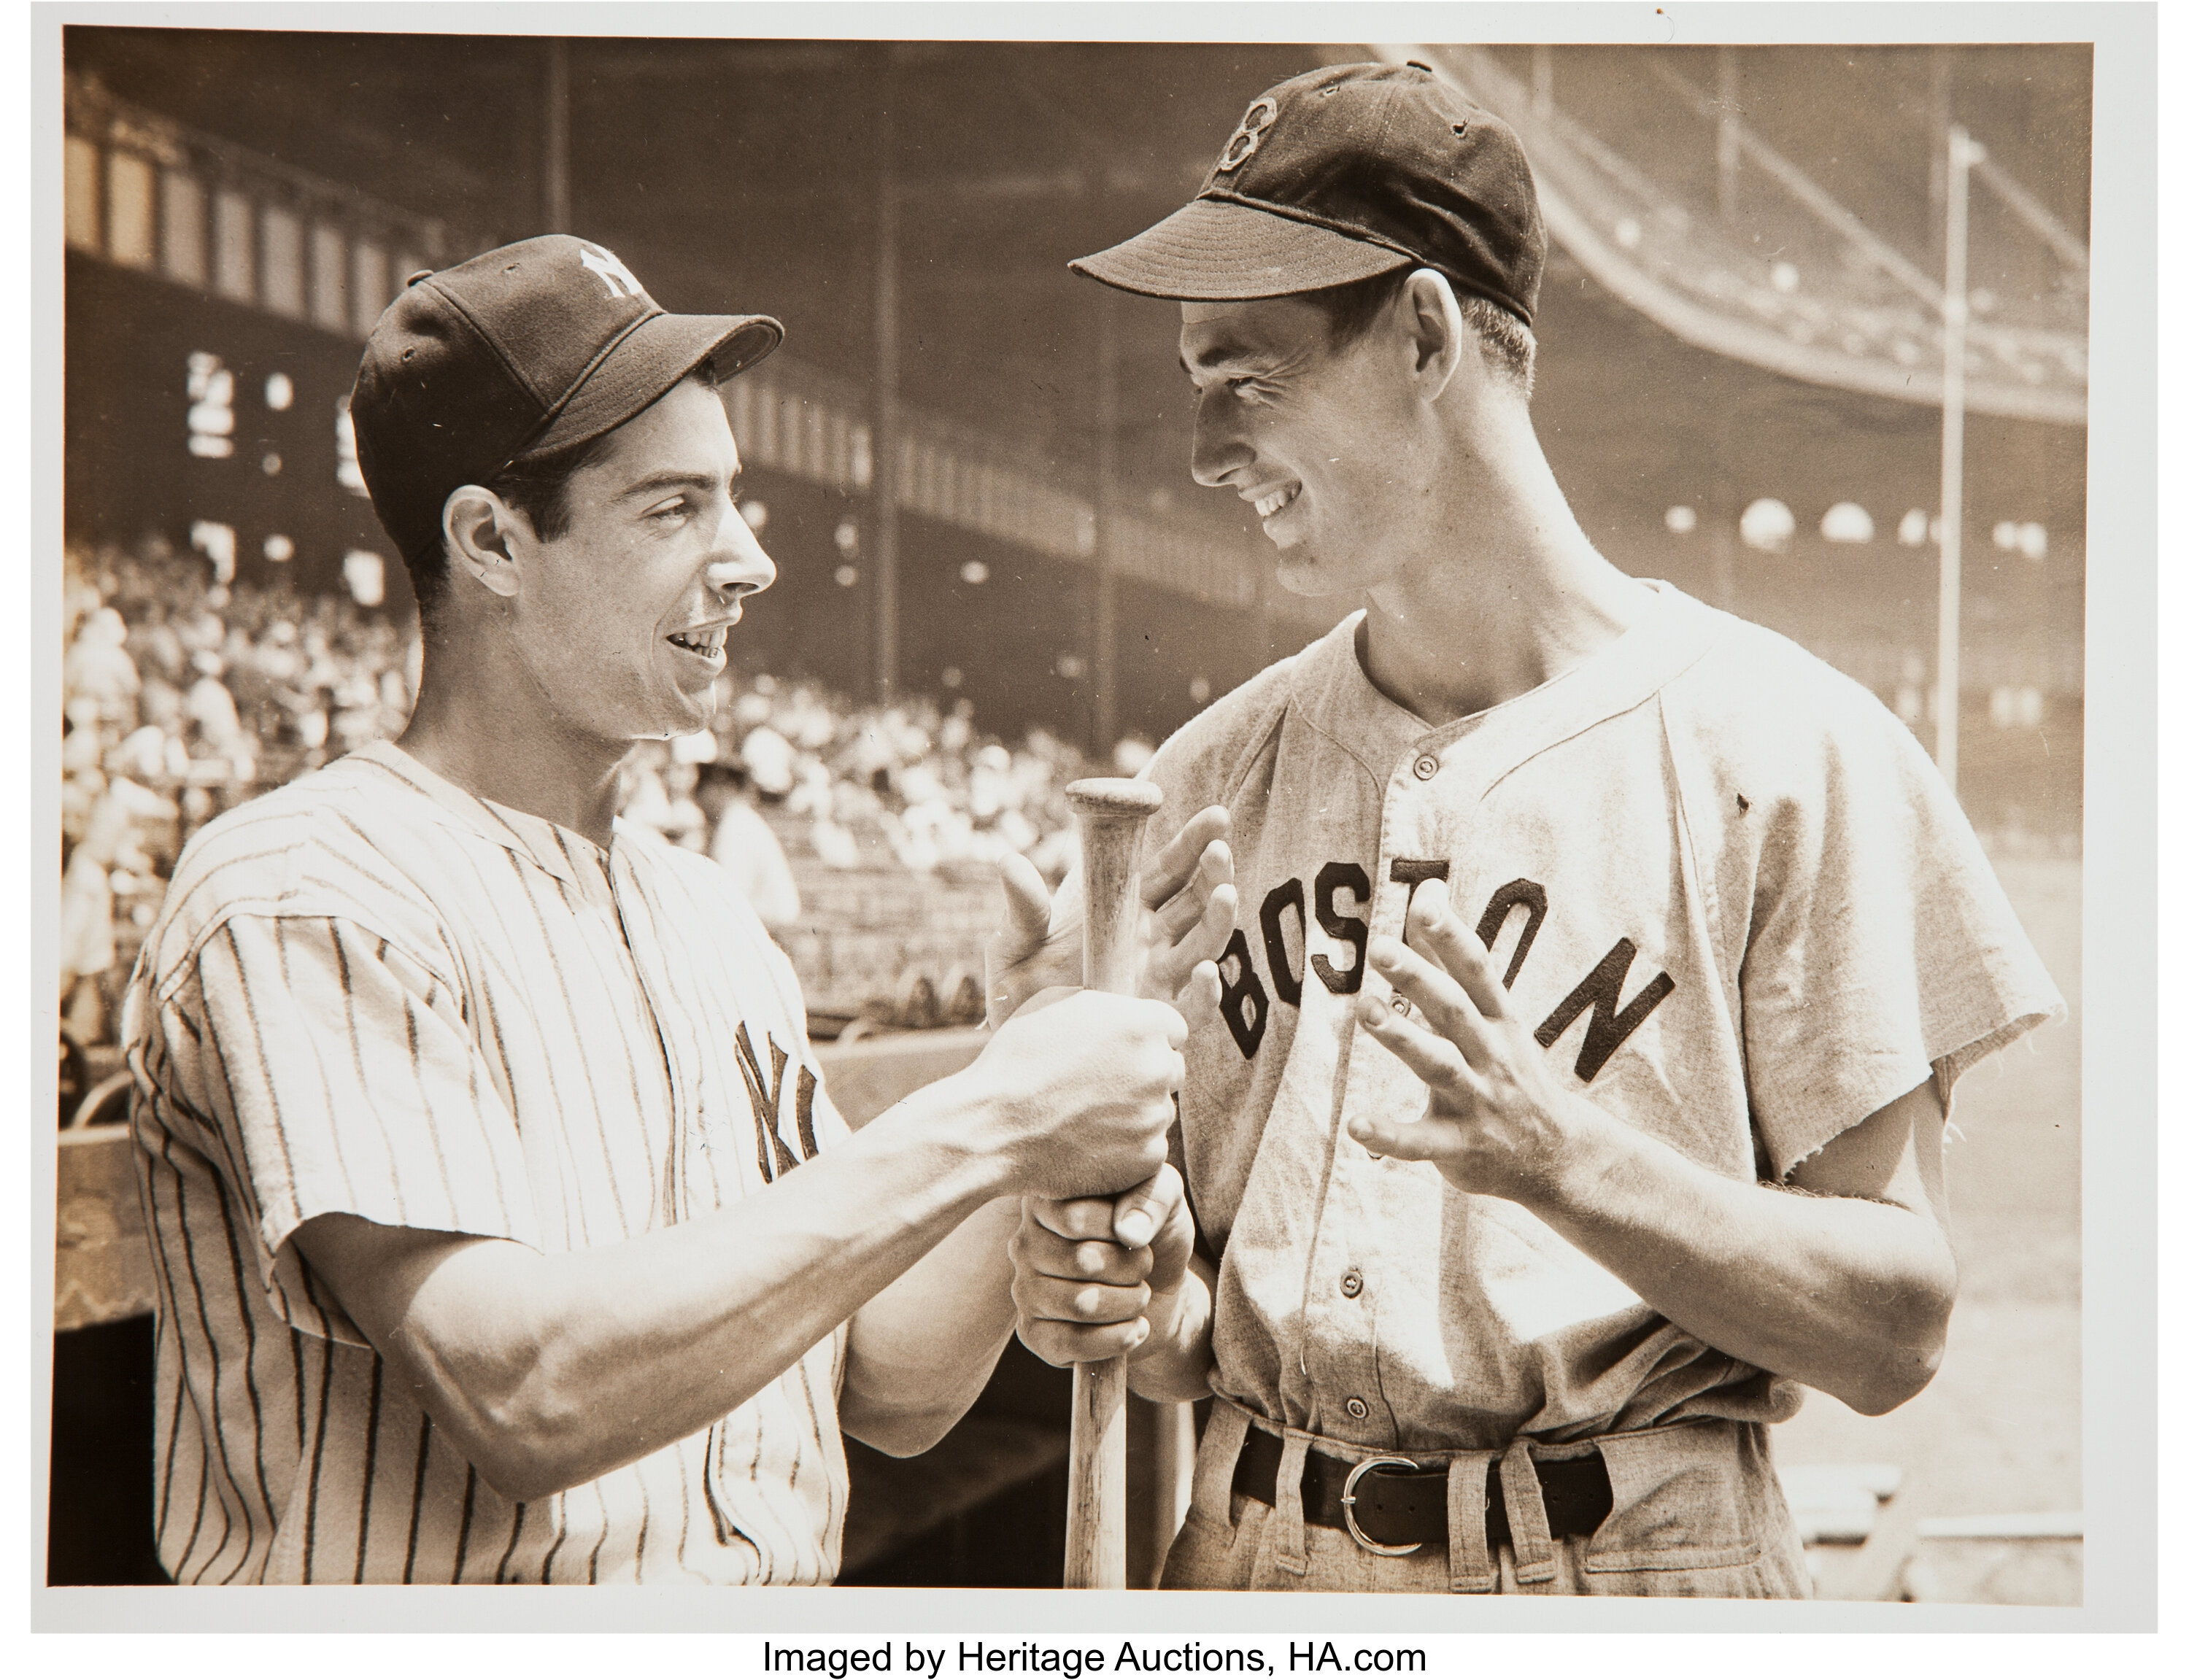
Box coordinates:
[1298,730,1471,1444]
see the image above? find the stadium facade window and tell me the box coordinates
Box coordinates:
[64,136,101,252]
[827,411,849,488]
[215,190,255,303]
[782,395,806,477]
[343,549,386,608]
[105,152,157,270]
[260,206,305,319]
[162,169,207,287]
[754,382,779,463]
[311,223,348,333]
[334,397,369,497]
[186,352,235,460]
[351,241,388,338]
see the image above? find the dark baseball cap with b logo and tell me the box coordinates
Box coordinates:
[1071,61,1545,325]
[350,233,783,565]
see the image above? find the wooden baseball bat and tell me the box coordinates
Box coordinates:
[1060,775,1165,1591]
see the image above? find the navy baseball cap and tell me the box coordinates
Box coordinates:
[1071,61,1546,326]
[350,233,782,565]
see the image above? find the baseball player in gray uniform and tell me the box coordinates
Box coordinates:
[996,62,2062,1596]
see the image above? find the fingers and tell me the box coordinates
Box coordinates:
[1343,1104,1469,1164]
[986,853,1076,1027]
[1140,807,1232,916]
[1368,932,1493,1068]
[1402,877,1510,1020]
[1149,883,1238,993]
[997,850,1054,945]
[1175,958,1221,1034]
[1105,1164,1185,1251]
[1151,839,1235,946]
[1142,821,1238,1010]
[1357,991,1483,1104]
[1011,1199,1157,1366]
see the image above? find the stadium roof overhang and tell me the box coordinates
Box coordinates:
[1367,43,2087,430]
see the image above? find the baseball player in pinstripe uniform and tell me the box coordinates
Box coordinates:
[121,236,1235,1584]
[998,63,2061,1595]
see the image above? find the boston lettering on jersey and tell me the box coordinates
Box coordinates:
[1216,859,1675,1084]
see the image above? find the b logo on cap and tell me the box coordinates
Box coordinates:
[1216,98,1278,172]
[579,241,649,303]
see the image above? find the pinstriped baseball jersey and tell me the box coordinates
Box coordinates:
[1138,581,2060,1454]
[121,740,852,1584]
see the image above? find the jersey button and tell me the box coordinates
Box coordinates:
[1345,1396,1370,1421]
[1340,1269,1364,1298]
[1411,754,1439,781]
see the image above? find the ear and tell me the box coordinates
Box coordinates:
[441,486,529,600]
[1396,268,1466,401]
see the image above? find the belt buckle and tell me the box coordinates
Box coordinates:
[1340,1456,1423,1557]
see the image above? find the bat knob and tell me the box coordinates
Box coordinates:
[1065,777,1164,820]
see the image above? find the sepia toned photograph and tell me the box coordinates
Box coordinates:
[39,5,2139,1623]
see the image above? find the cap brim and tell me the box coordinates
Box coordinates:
[1070,200,1414,301]
[532,311,783,455]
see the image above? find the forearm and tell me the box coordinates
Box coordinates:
[356,1072,1017,1501]
[1532,1107,1957,1413]
[838,1196,1023,1457]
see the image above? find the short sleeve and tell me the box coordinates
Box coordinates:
[1734,693,2064,1175]
[169,913,541,1344]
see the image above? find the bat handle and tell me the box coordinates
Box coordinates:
[1060,776,1164,1591]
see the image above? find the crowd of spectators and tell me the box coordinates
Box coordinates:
[58,538,1134,1055]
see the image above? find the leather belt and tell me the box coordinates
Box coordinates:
[1232,1426,1615,1555]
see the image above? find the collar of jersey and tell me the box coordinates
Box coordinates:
[350,739,599,888]
[1292,581,1723,789]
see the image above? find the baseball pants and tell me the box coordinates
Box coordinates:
[1159,1399,1813,1597]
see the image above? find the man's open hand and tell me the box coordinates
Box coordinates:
[1349,875,1606,1206]
[985,804,1237,1031]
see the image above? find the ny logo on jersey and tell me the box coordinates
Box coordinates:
[1216,860,1675,1084]
[579,241,650,303]
[734,1024,820,1182]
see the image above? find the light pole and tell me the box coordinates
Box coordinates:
[1935,123,1984,795]
[873,61,901,708]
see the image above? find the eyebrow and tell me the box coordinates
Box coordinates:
[1180,339,1260,379]
[613,466,741,504]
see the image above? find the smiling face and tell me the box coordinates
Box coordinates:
[503,376,774,748]
[1180,293,1440,599]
